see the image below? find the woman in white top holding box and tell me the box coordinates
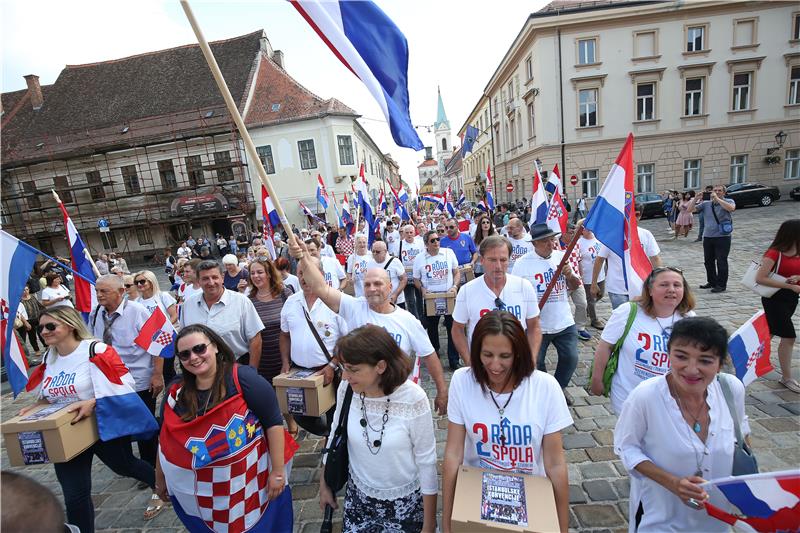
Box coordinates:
[442,311,572,533]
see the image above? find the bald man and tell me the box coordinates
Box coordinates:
[366,240,407,306]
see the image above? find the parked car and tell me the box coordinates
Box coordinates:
[725,183,780,207]
[635,193,666,219]
[790,185,800,201]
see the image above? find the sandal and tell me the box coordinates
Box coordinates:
[144,493,168,521]
[779,378,800,394]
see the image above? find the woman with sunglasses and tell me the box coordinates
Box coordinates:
[472,214,496,278]
[122,274,139,300]
[442,311,572,533]
[20,307,159,531]
[156,324,298,532]
[590,267,696,414]
[134,270,179,385]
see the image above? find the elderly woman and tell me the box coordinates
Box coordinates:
[320,325,437,532]
[222,253,249,291]
[41,272,73,309]
[614,317,750,531]
[122,275,139,300]
[591,267,696,414]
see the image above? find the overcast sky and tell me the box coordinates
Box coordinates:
[1,0,547,187]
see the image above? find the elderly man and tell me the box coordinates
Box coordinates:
[399,223,426,318]
[180,260,264,367]
[506,217,534,272]
[306,238,347,291]
[512,224,582,395]
[95,254,110,276]
[452,235,541,365]
[90,274,162,470]
[367,240,407,307]
[346,234,371,297]
[289,239,448,414]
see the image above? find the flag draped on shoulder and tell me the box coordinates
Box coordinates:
[290,0,423,150]
[55,196,97,319]
[728,311,773,386]
[583,134,652,299]
[545,164,568,236]
[485,165,495,211]
[1,231,38,397]
[134,307,177,358]
[316,174,329,210]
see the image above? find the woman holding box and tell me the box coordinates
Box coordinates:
[442,311,572,533]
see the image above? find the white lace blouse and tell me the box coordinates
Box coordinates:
[326,379,438,500]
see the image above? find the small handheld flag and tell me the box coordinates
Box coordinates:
[134,307,176,358]
[728,311,773,386]
[316,174,329,210]
[485,165,495,211]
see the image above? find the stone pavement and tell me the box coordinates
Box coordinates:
[2,200,798,532]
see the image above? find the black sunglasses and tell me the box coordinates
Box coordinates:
[494,297,507,311]
[135,279,148,285]
[428,237,439,243]
[37,323,58,333]
[124,284,133,289]
[176,342,210,362]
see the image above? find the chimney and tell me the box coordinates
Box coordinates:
[271,50,285,69]
[424,147,433,160]
[24,74,43,110]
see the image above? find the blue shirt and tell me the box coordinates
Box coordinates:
[698,198,735,238]
[440,232,477,265]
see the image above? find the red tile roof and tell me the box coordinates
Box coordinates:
[418,159,438,168]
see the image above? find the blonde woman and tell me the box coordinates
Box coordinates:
[133,270,178,324]
[123,275,139,301]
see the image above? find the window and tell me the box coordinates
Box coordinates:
[636,83,655,120]
[582,169,599,197]
[298,139,317,170]
[214,151,234,181]
[732,72,752,111]
[22,181,40,208]
[579,88,598,127]
[86,170,105,200]
[634,30,657,58]
[509,115,516,148]
[186,155,205,186]
[790,66,800,105]
[527,102,535,137]
[53,176,73,203]
[37,238,55,257]
[441,137,447,152]
[684,78,703,116]
[733,18,756,47]
[337,136,354,165]
[730,155,748,184]
[121,165,141,194]
[687,25,705,52]
[578,38,596,64]
[793,13,800,40]
[525,57,533,81]
[103,231,118,249]
[785,149,800,180]
[636,164,655,193]
[507,80,514,103]
[136,226,153,245]
[255,145,275,174]
[684,159,701,189]
[157,160,177,190]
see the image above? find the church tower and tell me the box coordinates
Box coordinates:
[434,86,451,173]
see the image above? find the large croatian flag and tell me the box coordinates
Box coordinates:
[545,164,568,236]
[583,134,652,299]
[134,307,176,359]
[728,311,773,386]
[290,0,423,150]
[1,231,38,396]
[56,197,97,319]
[261,185,280,259]
[530,166,550,225]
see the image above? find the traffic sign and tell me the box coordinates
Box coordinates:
[97,218,110,233]
[570,175,578,186]
[506,182,514,193]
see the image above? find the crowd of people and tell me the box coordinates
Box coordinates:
[10,196,799,533]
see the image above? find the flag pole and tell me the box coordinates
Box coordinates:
[180,0,297,247]
[52,191,102,279]
[538,219,583,310]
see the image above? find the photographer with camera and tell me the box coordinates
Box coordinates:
[693,185,736,293]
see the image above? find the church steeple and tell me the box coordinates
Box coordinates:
[434,86,452,171]
[434,86,450,130]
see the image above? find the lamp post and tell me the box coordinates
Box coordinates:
[767,130,787,155]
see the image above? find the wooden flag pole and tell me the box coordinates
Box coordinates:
[537,219,583,310]
[180,0,297,247]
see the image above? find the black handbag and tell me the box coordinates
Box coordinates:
[322,385,354,493]
[718,374,758,476]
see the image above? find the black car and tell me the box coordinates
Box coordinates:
[790,185,800,201]
[634,193,665,219]
[725,183,780,207]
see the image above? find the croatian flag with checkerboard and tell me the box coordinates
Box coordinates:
[134,306,176,358]
[728,310,773,386]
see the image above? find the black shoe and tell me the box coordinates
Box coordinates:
[693,238,702,242]
[137,481,149,490]
[711,286,726,293]
[699,283,714,289]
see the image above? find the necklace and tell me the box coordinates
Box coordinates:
[668,376,707,477]
[654,313,676,337]
[488,389,514,444]
[359,392,390,455]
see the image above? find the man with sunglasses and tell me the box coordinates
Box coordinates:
[439,217,478,284]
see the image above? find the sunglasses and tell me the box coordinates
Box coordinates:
[135,279,148,285]
[428,238,439,243]
[481,220,491,224]
[124,284,133,289]
[446,225,457,229]
[494,297,507,311]
[37,323,58,333]
[176,342,210,362]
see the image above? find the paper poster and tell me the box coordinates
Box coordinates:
[21,402,70,421]
[18,431,49,465]
[435,298,448,315]
[286,387,306,414]
[480,472,528,527]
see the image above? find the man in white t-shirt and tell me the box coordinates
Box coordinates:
[512,224,582,393]
[311,230,336,258]
[591,204,662,309]
[506,217,534,272]
[383,220,401,257]
[289,239,448,414]
[367,240,406,307]
[398,224,426,319]
[413,230,461,370]
[346,234,371,297]
[306,238,347,291]
[176,258,203,305]
[452,235,541,365]
[577,226,606,329]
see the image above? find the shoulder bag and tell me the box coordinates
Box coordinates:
[590,302,638,397]
[301,306,341,389]
[718,373,759,476]
[710,202,733,235]
[741,253,785,298]
[322,385,354,493]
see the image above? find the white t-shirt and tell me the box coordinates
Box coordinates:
[512,250,574,333]
[177,283,202,302]
[601,302,696,414]
[366,257,406,305]
[598,227,660,295]
[280,292,347,369]
[453,275,540,345]
[283,274,300,294]
[321,244,336,258]
[398,238,425,272]
[412,248,459,293]
[506,235,534,272]
[346,253,372,297]
[339,294,434,358]
[136,293,176,316]
[577,236,605,284]
[321,256,346,290]
[384,230,401,256]
[177,246,192,258]
[448,368,573,475]
[41,285,73,309]
[39,340,96,403]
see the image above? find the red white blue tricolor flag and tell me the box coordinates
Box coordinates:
[134,306,176,358]
[545,164,569,236]
[290,0,423,150]
[702,470,800,532]
[485,165,495,211]
[1,231,37,396]
[316,174,329,210]
[728,310,773,386]
[530,164,550,225]
[261,185,279,260]
[583,134,652,299]
[55,195,97,319]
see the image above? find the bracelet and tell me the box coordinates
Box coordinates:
[328,361,339,369]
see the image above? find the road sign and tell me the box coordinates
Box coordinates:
[506,182,514,193]
[97,218,110,233]
[570,175,578,186]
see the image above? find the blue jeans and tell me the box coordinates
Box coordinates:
[537,324,579,388]
[609,292,629,310]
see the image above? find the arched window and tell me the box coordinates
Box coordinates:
[441,137,447,151]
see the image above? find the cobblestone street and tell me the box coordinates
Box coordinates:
[2,201,798,533]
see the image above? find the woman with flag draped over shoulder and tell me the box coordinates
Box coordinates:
[21,306,160,533]
[155,324,298,532]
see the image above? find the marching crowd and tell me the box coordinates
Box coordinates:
[9,192,800,533]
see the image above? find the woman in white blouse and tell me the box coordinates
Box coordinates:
[319,325,437,533]
[614,316,750,532]
[41,272,74,309]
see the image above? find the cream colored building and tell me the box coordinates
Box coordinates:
[459,96,495,203]
[474,0,800,204]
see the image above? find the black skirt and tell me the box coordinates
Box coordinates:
[762,288,799,339]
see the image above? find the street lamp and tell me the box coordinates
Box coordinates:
[767,130,788,155]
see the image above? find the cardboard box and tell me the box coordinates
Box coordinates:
[462,264,475,282]
[424,291,455,316]
[451,466,559,533]
[2,403,99,467]
[273,367,335,416]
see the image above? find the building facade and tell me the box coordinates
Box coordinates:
[459,95,495,203]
